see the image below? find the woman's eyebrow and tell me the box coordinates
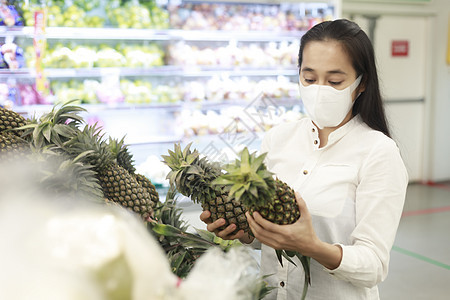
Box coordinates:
[327,69,347,75]
[300,67,347,75]
[301,67,314,73]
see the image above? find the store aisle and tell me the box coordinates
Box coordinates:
[181,182,450,299]
[379,182,450,299]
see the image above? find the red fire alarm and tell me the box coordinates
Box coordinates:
[392,40,409,57]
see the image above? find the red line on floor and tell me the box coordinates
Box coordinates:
[402,205,450,217]
[422,181,450,191]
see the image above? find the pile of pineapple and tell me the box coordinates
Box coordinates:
[0,102,159,221]
[0,103,277,299]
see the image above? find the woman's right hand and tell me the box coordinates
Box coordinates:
[200,210,248,241]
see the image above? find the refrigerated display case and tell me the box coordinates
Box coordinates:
[0,0,340,188]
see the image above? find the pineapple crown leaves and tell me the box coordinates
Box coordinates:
[108,135,136,174]
[27,147,104,202]
[212,147,276,209]
[17,100,86,149]
[108,135,126,157]
[161,142,198,171]
[161,143,223,203]
[63,123,114,171]
[152,185,189,232]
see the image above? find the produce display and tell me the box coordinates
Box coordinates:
[43,76,299,105]
[106,2,169,29]
[21,0,169,29]
[178,106,304,137]
[2,101,158,221]
[18,0,331,31]
[23,40,296,69]
[168,2,333,31]
[0,0,23,26]
[0,42,25,69]
[168,41,298,67]
[0,1,338,297]
[24,43,165,69]
[3,0,334,109]
[0,102,274,299]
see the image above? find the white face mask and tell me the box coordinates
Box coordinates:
[299,75,362,129]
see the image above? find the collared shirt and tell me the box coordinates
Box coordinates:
[259,115,408,300]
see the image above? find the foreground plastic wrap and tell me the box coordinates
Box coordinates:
[0,160,264,300]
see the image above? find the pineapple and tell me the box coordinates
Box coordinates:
[0,106,27,136]
[0,132,29,161]
[162,143,249,234]
[213,147,310,300]
[213,147,300,225]
[108,136,160,208]
[64,125,154,221]
[134,173,159,208]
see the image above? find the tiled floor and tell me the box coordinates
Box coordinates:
[181,182,450,299]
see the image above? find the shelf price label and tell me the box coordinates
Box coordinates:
[34,10,49,95]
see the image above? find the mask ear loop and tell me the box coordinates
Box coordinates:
[351,75,363,101]
[350,75,363,91]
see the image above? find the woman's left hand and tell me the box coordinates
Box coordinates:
[246,192,319,256]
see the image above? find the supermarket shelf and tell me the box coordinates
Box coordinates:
[0,66,299,80]
[15,97,301,113]
[1,26,305,42]
[0,69,32,81]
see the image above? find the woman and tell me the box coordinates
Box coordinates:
[201,19,408,299]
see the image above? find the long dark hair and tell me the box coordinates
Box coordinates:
[298,19,391,138]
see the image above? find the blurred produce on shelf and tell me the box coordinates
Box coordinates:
[0,0,334,177]
[41,75,299,105]
[0,0,23,26]
[182,75,299,102]
[168,41,298,67]
[168,1,333,31]
[16,0,331,31]
[20,0,169,29]
[0,42,25,69]
[106,1,169,29]
[23,43,165,69]
[176,105,304,138]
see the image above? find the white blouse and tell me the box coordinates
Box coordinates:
[259,115,408,300]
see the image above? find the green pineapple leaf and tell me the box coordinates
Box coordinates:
[17,100,86,149]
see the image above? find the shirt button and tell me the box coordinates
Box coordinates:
[303,170,308,175]
[314,140,318,145]
[312,128,315,132]
[280,281,285,287]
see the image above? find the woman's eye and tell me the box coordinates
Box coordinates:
[304,79,315,83]
[329,81,343,86]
